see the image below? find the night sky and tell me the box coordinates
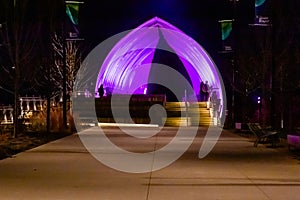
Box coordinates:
[80,0,254,55]
[0,0,255,105]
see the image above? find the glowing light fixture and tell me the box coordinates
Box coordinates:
[95,17,224,108]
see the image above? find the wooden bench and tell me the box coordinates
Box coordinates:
[247,123,279,147]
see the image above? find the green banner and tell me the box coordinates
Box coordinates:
[66,2,79,25]
[220,20,234,51]
[255,0,271,24]
[65,1,83,38]
[221,20,232,41]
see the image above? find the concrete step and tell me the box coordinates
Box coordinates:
[164,101,213,127]
[164,117,214,127]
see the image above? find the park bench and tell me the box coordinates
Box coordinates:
[247,123,279,147]
[287,128,300,151]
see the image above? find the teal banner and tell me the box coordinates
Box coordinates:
[66,2,79,25]
[65,1,83,39]
[255,0,271,24]
[219,20,234,52]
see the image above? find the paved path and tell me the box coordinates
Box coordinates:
[0,126,299,200]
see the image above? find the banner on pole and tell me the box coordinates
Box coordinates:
[65,1,83,39]
[255,0,271,25]
[219,19,234,52]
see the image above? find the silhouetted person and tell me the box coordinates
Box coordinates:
[98,84,104,98]
[199,81,204,101]
[202,81,209,101]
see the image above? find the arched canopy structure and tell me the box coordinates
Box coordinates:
[95,17,223,103]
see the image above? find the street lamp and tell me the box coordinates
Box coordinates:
[249,0,273,127]
[62,1,84,129]
[218,0,239,128]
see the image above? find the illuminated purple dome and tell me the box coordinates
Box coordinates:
[95,17,224,103]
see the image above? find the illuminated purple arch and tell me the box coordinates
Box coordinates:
[95,17,223,103]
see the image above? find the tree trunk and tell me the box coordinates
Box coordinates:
[13,80,19,138]
[46,95,51,133]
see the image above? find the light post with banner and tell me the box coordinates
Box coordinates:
[217,0,240,129]
[63,0,84,129]
[218,19,235,128]
[249,0,273,127]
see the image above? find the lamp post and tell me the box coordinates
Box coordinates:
[249,0,273,127]
[62,1,68,129]
[62,34,68,129]
[229,2,238,125]
[218,0,239,128]
[62,0,84,129]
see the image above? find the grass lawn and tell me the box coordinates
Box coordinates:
[0,131,73,160]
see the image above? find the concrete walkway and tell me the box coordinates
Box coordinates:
[0,126,299,200]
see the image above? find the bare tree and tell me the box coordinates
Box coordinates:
[236,24,273,125]
[272,0,300,130]
[0,0,43,137]
[231,1,300,129]
[34,31,82,133]
[52,33,81,98]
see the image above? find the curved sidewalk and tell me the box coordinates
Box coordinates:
[0,126,299,200]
